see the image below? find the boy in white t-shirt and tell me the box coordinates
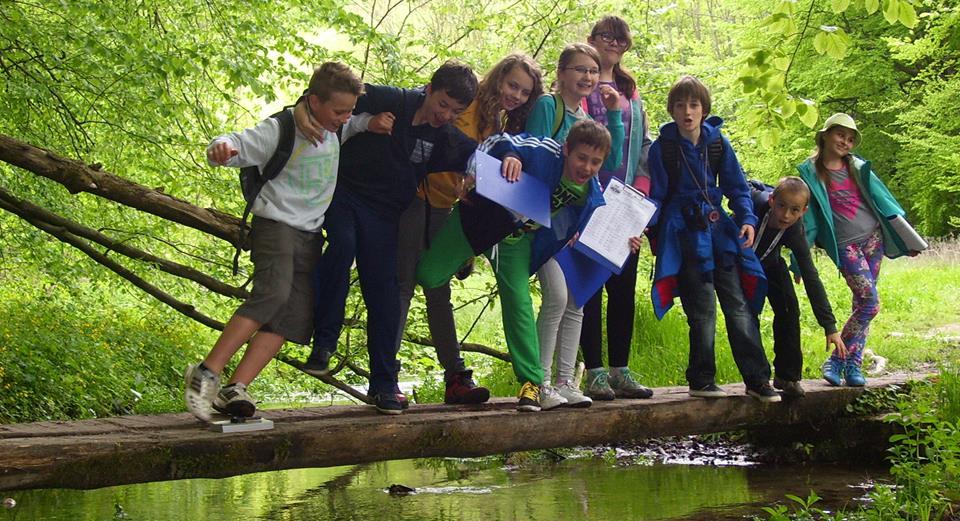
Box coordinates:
[183,62,364,421]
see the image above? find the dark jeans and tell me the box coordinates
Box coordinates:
[676,242,771,389]
[312,188,401,395]
[764,257,803,381]
[580,252,639,369]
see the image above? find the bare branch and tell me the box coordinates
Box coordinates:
[0,133,242,246]
[0,199,226,330]
[0,186,248,300]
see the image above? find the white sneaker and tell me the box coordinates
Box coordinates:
[557,381,592,408]
[184,363,219,421]
[539,384,568,411]
[213,383,257,418]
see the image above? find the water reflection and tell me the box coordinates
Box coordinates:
[4,457,884,520]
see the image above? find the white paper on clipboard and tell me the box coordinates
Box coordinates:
[574,177,657,273]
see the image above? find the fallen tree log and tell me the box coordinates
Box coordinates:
[0,374,921,491]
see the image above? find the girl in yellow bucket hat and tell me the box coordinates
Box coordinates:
[796,113,912,387]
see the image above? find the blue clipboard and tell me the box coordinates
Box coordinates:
[573,240,625,275]
[554,246,615,308]
[474,150,552,228]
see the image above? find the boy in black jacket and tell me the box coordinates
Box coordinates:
[751,176,846,397]
[296,61,479,414]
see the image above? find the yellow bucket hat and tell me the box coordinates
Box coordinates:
[816,113,861,146]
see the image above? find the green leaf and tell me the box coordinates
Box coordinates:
[797,100,819,128]
[780,98,797,118]
[865,0,880,13]
[883,0,900,24]
[898,1,918,28]
[831,0,851,13]
[813,32,828,54]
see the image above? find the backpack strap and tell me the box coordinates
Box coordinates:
[233,108,297,275]
[550,93,565,139]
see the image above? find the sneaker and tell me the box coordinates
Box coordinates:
[689,383,727,398]
[301,347,334,377]
[366,387,410,409]
[444,370,490,404]
[844,361,866,387]
[747,382,782,403]
[212,383,257,418]
[608,367,654,399]
[517,381,541,412]
[583,368,616,401]
[822,358,844,386]
[557,381,592,408]
[184,363,220,421]
[372,392,403,415]
[539,384,567,410]
[773,376,805,398]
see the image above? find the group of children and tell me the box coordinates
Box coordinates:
[184,16,912,421]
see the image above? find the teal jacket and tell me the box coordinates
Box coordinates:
[796,156,908,268]
[524,93,624,172]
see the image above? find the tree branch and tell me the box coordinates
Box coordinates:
[0,186,248,300]
[0,199,225,330]
[0,133,242,246]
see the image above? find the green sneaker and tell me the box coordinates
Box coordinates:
[608,367,654,399]
[583,368,615,401]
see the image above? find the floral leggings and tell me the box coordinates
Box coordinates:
[833,230,884,366]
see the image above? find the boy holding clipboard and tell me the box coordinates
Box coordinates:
[416,120,613,412]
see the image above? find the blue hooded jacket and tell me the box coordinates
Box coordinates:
[646,116,766,319]
[460,132,606,274]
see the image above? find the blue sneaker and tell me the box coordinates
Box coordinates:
[822,358,844,386]
[844,361,866,387]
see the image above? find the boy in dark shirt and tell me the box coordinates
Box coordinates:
[751,176,846,397]
[296,61,479,414]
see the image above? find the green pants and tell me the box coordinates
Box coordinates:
[417,206,544,385]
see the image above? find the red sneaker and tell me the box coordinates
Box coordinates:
[444,370,490,404]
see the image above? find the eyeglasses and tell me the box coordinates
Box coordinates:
[564,66,600,76]
[594,32,629,47]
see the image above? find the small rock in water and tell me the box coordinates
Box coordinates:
[2,497,15,508]
[388,484,415,496]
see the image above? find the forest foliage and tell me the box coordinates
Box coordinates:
[1,0,959,421]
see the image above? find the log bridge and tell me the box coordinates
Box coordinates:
[0,374,916,491]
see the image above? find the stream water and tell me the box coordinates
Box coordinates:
[2,440,887,521]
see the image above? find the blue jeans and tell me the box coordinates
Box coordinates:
[312,188,401,395]
[677,242,771,389]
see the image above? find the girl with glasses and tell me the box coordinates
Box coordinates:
[524,42,627,410]
[579,15,656,401]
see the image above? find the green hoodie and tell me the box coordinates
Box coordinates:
[796,155,908,268]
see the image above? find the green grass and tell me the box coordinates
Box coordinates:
[2,239,958,421]
[411,239,960,398]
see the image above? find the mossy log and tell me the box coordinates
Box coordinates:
[0,374,919,491]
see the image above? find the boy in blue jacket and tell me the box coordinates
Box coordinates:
[416,119,611,411]
[647,75,778,402]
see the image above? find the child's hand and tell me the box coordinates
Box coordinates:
[369,112,395,135]
[293,99,326,146]
[567,232,580,247]
[501,156,522,182]
[628,236,643,253]
[207,142,238,165]
[599,84,621,111]
[826,332,847,359]
[739,224,755,248]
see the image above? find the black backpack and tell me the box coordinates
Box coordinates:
[233,108,296,275]
[658,137,725,199]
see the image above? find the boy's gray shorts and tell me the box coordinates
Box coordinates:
[235,217,323,345]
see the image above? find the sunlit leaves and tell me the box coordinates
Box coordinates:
[813,25,852,59]
[832,0,851,14]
